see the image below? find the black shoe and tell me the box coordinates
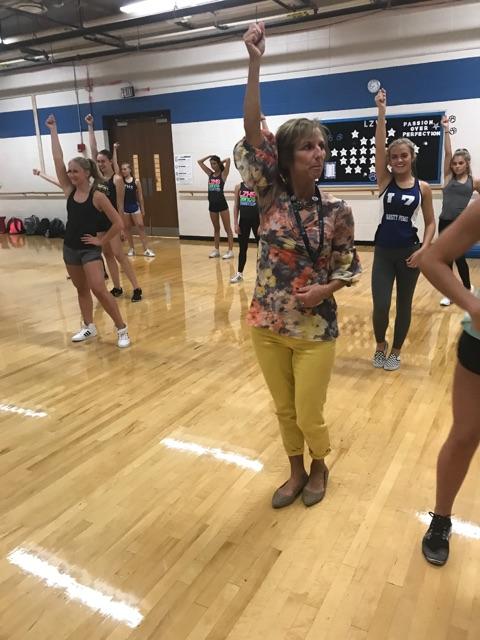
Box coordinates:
[110,287,123,297]
[131,288,142,302]
[422,511,452,566]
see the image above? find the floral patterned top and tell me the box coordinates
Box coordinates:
[233,131,361,341]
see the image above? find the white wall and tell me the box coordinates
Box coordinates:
[1,1,480,240]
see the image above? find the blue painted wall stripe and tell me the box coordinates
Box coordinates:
[0,55,477,138]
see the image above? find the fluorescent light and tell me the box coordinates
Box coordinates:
[0,403,47,418]
[161,437,263,472]
[121,0,217,16]
[8,548,143,628]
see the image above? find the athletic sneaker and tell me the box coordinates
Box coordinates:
[110,287,123,297]
[422,512,452,566]
[372,342,388,368]
[230,272,244,284]
[127,248,135,257]
[117,326,131,348]
[440,296,451,306]
[131,288,142,302]
[384,353,401,371]
[144,249,155,257]
[209,249,220,258]
[222,250,234,260]
[71,323,97,342]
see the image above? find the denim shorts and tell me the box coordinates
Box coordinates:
[63,244,102,266]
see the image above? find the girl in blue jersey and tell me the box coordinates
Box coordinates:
[419,199,480,566]
[372,89,436,370]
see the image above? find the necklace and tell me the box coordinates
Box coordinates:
[290,186,325,265]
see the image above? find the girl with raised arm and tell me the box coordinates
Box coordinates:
[371,88,435,371]
[45,114,130,348]
[197,153,234,259]
[437,115,479,306]
[234,23,361,509]
[419,200,480,565]
[85,114,143,302]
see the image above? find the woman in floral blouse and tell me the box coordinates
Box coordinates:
[234,22,361,509]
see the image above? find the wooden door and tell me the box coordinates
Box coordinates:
[107,112,179,236]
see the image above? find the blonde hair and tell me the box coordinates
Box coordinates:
[70,156,102,189]
[451,148,471,177]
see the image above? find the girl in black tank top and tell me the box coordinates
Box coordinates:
[230,181,260,283]
[437,116,480,305]
[197,153,234,259]
[44,113,130,348]
[85,116,142,302]
[119,159,155,257]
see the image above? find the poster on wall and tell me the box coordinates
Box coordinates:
[318,112,444,187]
[174,154,193,185]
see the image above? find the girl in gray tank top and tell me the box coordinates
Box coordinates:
[438,115,480,305]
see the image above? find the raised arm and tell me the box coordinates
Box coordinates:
[33,168,62,189]
[243,22,265,148]
[221,157,231,181]
[260,114,270,134]
[85,113,99,161]
[374,89,390,192]
[45,115,72,197]
[112,142,121,176]
[197,155,212,176]
[419,199,480,330]
[442,114,452,183]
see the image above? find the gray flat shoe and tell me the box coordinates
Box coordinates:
[271,477,308,509]
[302,468,329,507]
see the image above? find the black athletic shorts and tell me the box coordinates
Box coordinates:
[457,330,480,375]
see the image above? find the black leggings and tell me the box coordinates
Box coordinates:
[372,245,420,350]
[238,215,259,273]
[438,218,471,289]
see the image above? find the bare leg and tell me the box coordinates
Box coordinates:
[131,212,149,252]
[101,234,121,289]
[210,212,221,250]
[66,264,93,324]
[123,215,135,251]
[83,260,126,329]
[434,362,480,515]
[220,208,234,251]
[109,234,140,289]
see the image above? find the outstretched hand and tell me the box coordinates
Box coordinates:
[375,88,386,116]
[85,113,94,126]
[243,22,265,58]
[113,142,120,149]
[45,114,56,130]
[32,168,41,176]
[441,114,450,131]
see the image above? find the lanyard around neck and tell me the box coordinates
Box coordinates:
[290,186,324,265]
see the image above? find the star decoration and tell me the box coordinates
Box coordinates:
[360,146,367,154]
[355,166,362,174]
[350,148,358,155]
[352,130,359,138]
[330,149,338,157]
[359,156,367,164]
[360,137,367,145]
[350,157,357,165]
[340,148,347,157]
[340,158,347,165]
[345,166,353,174]
[387,128,396,137]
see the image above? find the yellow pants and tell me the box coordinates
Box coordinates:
[251,327,335,460]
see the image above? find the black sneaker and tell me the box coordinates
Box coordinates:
[110,287,123,297]
[422,511,452,566]
[131,288,142,302]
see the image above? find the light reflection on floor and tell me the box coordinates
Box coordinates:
[8,548,143,628]
[0,403,47,418]
[161,436,263,472]
[416,511,480,540]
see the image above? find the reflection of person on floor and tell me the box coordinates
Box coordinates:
[212,261,235,339]
[234,22,361,509]
[420,199,480,566]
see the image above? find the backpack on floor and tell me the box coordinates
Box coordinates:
[37,218,50,237]
[24,215,40,235]
[47,218,65,238]
[0,216,6,234]
[6,217,25,235]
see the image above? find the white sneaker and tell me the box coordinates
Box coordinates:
[209,249,220,258]
[71,323,97,342]
[230,272,244,283]
[127,248,135,257]
[440,297,451,306]
[384,353,401,371]
[117,326,130,348]
[144,249,155,257]
[222,250,234,260]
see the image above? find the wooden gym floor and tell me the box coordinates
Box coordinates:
[0,234,479,640]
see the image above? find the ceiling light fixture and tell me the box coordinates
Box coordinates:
[120,0,217,17]
[11,2,47,14]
